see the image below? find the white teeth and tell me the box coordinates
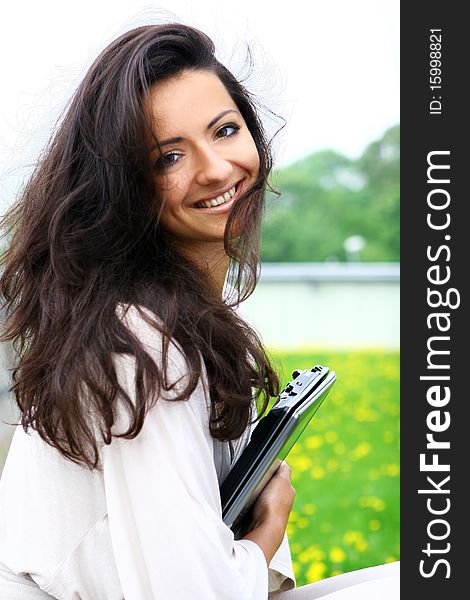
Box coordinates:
[195,184,238,208]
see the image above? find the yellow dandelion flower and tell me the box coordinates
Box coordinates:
[359,496,386,511]
[386,463,400,476]
[303,503,316,515]
[386,556,397,563]
[299,546,325,563]
[299,550,312,564]
[351,441,371,460]
[306,562,327,583]
[373,498,386,511]
[312,547,326,561]
[298,517,309,529]
[291,455,312,472]
[355,406,379,422]
[356,539,369,552]
[369,519,381,531]
[329,547,346,563]
[325,431,338,444]
[343,530,362,546]
[306,435,323,449]
[292,561,300,575]
[310,466,325,479]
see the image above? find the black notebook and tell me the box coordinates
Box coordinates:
[220,364,336,539]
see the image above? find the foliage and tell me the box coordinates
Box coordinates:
[262,125,400,262]
[268,348,400,585]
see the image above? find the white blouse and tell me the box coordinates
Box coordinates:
[0,304,295,599]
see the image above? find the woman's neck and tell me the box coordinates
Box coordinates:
[175,240,229,298]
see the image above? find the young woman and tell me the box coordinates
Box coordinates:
[0,23,399,599]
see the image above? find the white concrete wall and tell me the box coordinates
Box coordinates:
[240,263,400,349]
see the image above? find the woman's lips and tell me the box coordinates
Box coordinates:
[191,181,244,213]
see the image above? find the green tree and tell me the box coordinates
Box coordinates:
[261,125,400,262]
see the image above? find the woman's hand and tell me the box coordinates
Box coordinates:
[241,461,295,565]
[249,461,296,530]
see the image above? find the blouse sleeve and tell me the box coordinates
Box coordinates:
[101,306,268,600]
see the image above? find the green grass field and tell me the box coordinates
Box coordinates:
[268,349,400,586]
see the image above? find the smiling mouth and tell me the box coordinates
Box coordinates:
[193,181,242,210]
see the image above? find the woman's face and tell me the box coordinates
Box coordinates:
[148,70,260,252]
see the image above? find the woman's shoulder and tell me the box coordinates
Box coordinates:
[113,302,210,411]
[115,302,188,375]
[115,302,163,342]
[112,303,212,436]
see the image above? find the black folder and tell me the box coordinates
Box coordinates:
[220,365,336,538]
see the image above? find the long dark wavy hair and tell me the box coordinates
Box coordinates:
[0,23,280,469]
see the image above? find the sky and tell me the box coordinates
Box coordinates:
[0,0,399,208]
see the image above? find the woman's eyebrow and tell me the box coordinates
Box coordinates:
[207,108,238,129]
[156,109,239,148]
[157,136,183,148]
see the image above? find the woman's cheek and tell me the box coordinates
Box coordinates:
[243,137,261,174]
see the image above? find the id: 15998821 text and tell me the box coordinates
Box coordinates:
[429,29,442,115]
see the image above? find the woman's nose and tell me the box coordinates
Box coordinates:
[194,145,233,186]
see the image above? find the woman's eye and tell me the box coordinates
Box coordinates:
[216,123,240,139]
[154,151,181,171]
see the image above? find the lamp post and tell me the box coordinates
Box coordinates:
[343,235,366,262]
